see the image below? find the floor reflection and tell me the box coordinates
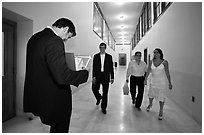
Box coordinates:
[2,66,202,133]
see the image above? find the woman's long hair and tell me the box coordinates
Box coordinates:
[153,48,164,60]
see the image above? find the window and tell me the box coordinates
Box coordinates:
[109,31,115,50]
[132,2,171,47]
[93,4,103,38]
[93,2,115,51]
[140,2,152,38]
[131,38,134,50]
[2,32,4,76]
[154,2,162,22]
[103,20,109,45]
[136,20,140,43]
[141,12,145,37]
[147,2,152,30]
[153,2,172,23]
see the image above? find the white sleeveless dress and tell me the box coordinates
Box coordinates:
[148,60,168,102]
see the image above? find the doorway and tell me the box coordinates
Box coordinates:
[144,48,147,64]
[119,53,126,66]
[2,18,17,122]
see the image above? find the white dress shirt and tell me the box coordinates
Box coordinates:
[126,60,147,79]
[100,53,105,72]
[46,26,59,36]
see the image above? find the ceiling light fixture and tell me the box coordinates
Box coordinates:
[119,15,124,20]
[118,14,126,21]
[115,2,125,5]
[120,31,126,35]
[119,36,126,40]
[120,25,125,29]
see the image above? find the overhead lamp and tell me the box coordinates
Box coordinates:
[119,36,126,39]
[119,15,124,20]
[118,14,126,21]
[115,2,125,5]
[120,25,125,29]
[120,31,126,35]
[121,39,126,43]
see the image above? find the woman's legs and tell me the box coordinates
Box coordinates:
[146,98,153,111]
[158,101,164,120]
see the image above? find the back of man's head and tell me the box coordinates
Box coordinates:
[52,18,76,37]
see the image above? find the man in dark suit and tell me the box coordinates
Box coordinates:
[23,18,89,133]
[92,43,114,114]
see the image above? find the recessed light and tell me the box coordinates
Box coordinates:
[119,15,125,20]
[120,31,126,35]
[115,2,125,5]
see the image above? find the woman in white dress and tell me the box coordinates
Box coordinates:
[144,48,172,120]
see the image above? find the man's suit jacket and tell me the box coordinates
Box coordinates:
[23,28,88,125]
[92,53,114,82]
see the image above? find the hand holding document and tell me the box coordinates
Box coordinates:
[65,53,91,72]
[75,55,91,71]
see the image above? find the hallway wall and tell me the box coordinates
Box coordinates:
[2,7,34,117]
[2,2,116,117]
[133,2,202,124]
[2,2,115,56]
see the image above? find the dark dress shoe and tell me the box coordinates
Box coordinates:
[96,99,101,105]
[136,107,141,111]
[96,97,101,105]
[102,109,107,114]
[28,117,33,121]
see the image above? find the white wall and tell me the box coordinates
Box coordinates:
[133,2,202,124]
[2,2,116,116]
[3,7,34,116]
[16,21,33,115]
[2,2,115,56]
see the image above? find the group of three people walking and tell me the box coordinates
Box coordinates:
[91,42,173,121]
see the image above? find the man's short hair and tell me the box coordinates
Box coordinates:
[135,51,141,56]
[99,43,107,48]
[52,18,76,37]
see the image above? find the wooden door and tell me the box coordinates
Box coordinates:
[2,18,16,122]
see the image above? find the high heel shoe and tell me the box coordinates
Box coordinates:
[146,104,152,112]
[158,111,163,120]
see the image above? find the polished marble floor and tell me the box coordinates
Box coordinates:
[2,67,202,133]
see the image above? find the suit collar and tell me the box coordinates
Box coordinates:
[46,26,59,36]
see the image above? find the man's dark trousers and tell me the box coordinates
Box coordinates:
[92,72,109,110]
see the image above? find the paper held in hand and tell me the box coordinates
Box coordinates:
[75,55,91,71]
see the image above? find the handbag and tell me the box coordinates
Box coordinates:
[123,82,129,95]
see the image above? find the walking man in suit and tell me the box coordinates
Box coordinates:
[92,43,114,114]
[23,18,89,133]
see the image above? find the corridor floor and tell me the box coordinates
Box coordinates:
[2,67,202,133]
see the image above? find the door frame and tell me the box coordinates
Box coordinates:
[2,18,17,122]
